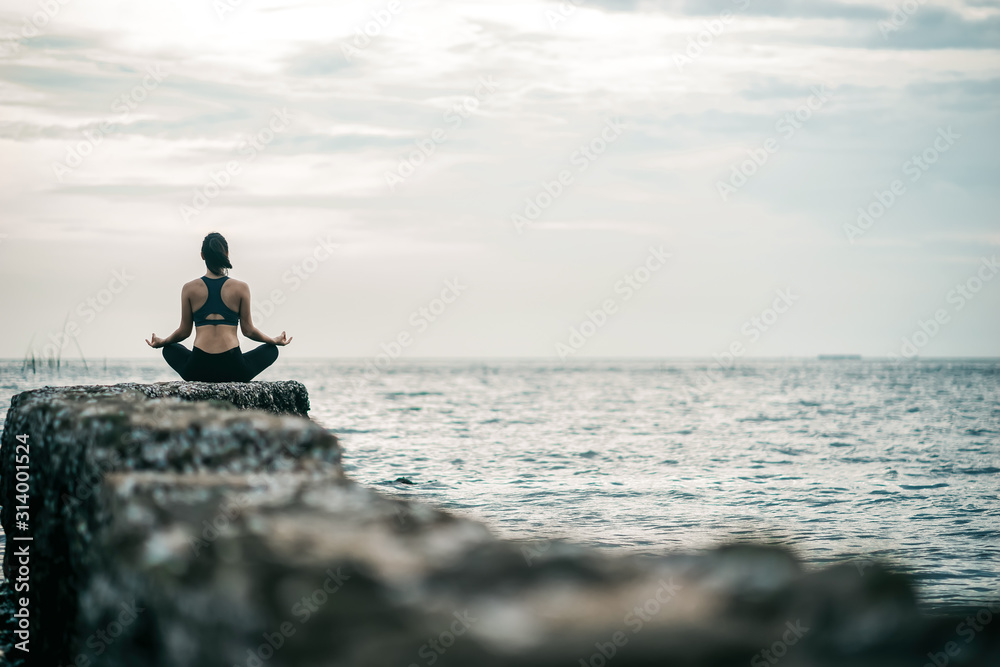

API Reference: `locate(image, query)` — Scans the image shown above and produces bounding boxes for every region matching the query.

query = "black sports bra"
[193,276,240,327]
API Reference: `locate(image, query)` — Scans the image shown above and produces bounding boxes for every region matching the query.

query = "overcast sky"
[0,0,997,360]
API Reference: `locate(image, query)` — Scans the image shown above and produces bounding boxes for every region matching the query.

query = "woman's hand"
[272,331,293,346]
[146,333,166,348]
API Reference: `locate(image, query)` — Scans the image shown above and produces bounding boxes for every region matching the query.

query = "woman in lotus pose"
[146,232,292,382]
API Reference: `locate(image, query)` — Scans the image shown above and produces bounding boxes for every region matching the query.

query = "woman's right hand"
[272,331,293,346]
[146,333,166,348]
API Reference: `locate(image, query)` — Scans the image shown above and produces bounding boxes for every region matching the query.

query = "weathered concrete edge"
[0,385,335,664]
[8,380,311,417]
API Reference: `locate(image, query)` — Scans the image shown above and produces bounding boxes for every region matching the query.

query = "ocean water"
[1,358,998,608]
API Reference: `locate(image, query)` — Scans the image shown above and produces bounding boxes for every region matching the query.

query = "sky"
[0,0,997,361]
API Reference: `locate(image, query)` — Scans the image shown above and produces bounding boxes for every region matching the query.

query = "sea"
[1,358,997,609]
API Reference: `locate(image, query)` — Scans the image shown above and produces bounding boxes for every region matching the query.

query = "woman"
[146,232,292,382]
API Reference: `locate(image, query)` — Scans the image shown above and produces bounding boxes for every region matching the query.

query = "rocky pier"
[0,382,997,667]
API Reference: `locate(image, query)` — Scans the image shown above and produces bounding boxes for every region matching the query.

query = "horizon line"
[3,356,999,362]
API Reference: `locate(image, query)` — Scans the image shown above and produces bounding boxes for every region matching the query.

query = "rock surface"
[7,380,311,418]
[0,382,334,665]
[1,383,998,667]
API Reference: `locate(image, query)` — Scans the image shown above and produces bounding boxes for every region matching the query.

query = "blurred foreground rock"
[1,382,998,667]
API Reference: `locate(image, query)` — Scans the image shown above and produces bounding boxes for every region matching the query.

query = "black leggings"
[162,343,279,382]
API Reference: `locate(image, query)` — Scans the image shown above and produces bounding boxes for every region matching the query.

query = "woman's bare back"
[187,276,244,353]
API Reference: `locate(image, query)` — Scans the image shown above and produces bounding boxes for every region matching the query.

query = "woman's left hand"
[272,331,293,346]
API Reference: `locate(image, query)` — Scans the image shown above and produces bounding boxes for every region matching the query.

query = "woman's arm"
[146,285,194,348]
[238,282,292,346]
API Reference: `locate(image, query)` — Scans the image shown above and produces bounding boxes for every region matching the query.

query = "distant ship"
[818,354,862,360]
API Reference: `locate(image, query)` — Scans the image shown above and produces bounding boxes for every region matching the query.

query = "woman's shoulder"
[219,278,249,299]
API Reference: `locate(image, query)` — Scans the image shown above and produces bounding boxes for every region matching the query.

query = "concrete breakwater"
[0,382,997,667]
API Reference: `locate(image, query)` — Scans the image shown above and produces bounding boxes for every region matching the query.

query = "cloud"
[869,7,1000,49]
[0,0,998,357]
